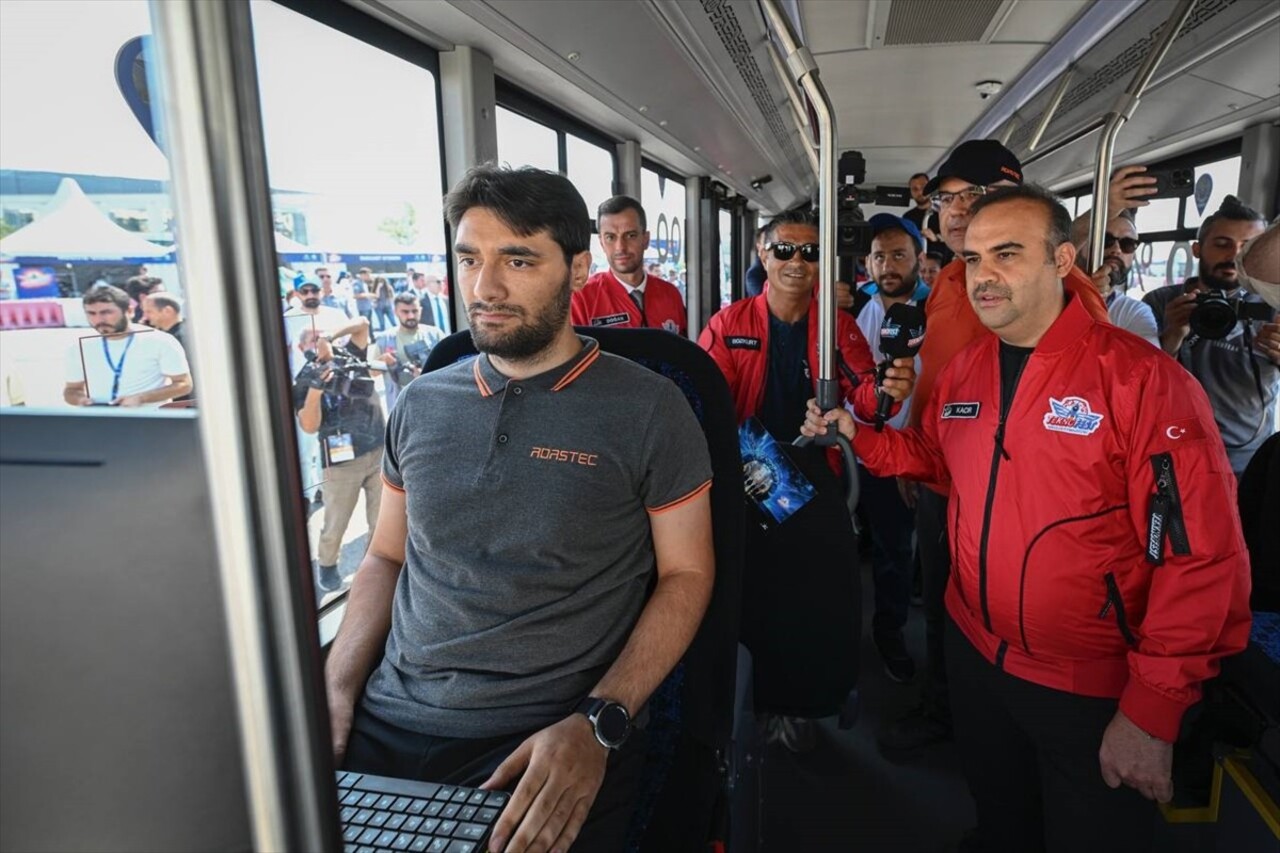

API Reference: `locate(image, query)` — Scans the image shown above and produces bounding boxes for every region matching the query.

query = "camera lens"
[1189,294,1237,340]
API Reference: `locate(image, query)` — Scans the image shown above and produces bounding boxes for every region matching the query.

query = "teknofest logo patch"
[1042,396,1104,436]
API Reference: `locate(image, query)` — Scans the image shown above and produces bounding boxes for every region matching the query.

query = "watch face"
[596,703,630,747]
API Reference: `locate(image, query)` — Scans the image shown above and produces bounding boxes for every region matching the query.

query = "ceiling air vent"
[879,0,1006,46]
[701,0,799,161]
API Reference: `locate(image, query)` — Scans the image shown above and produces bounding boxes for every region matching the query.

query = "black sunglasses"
[297,286,320,295]
[1104,234,1140,253]
[767,241,820,262]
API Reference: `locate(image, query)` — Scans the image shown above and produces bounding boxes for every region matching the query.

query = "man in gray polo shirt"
[325,165,714,853]
[1143,197,1278,475]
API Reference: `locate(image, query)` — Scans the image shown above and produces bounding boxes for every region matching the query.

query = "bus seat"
[424,328,745,852]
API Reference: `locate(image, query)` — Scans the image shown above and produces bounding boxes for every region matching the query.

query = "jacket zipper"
[1099,572,1137,647]
[1017,504,1128,654]
[1146,453,1191,564]
[978,358,1026,632]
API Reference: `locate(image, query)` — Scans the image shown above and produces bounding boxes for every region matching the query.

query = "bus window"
[566,134,614,273]
[718,208,733,309]
[496,106,558,172]
[641,164,687,301]
[0,0,191,413]
[1183,155,1243,231]
[249,0,446,609]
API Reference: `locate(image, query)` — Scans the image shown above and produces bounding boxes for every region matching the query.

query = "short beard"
[399,317,418,329]
[1199,262,1237,291]
[470,275,571,361]
[879,263,920,299]
[302,297,321,309]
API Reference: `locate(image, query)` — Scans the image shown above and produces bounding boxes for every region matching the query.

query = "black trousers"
[344,708,646,853]
[916,487,951,721]
[946,620,1156,853]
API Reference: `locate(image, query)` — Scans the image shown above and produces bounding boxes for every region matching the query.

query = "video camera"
[297,348,376,398]
[836,150,874,260]
[1189,290,1274,340]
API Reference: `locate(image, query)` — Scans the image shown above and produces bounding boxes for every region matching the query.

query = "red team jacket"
[855,295,1252,741]
[698,283,884,426]
[571,270,687,336]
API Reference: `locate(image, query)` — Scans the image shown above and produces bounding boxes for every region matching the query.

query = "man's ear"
[1054,241,1077,278]
[1191,241,1201,260]
[570,251,591,292]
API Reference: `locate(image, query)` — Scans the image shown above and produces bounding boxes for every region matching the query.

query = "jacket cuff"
[1119,678,1191,743]
[852,424,887,471]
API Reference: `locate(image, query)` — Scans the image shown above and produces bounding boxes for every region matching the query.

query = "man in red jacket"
[698,207,915,442]
[571,195,687,336]
[804,185,1251,853]
[882,139,1113,756]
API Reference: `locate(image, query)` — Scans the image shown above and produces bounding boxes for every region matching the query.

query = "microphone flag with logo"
[875,301,926,432]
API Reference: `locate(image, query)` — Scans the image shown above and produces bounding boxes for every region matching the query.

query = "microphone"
[875,301,926,432]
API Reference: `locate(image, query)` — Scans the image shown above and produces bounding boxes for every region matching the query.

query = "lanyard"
[102,334,135,401]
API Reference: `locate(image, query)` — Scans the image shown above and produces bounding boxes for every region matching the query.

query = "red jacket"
[571,270,687,336]
[698,284,882,425]
[855,295,1251,741]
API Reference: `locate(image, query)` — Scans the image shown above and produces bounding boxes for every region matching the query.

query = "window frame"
[495,79,619,196]
[1059,138,1243,245]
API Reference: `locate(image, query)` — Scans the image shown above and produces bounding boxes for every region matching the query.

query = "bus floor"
[756,558,1228,853]
[758,557,975,853]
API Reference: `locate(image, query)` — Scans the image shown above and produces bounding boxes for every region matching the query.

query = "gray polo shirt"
[1144,282,1278,474]
[363,336,713,738]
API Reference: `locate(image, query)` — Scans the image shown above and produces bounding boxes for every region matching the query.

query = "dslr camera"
[297,348,376,398]
[1189,290,1273,340]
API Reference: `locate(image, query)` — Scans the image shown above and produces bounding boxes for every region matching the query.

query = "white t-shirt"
[64,327,189,404]
[855,295,922,432]
[1106,292,1159,347]
[283,306,352,372]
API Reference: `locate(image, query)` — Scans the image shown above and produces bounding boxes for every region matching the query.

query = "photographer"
[373,292,444,411]
[1142,197,1277,475]
[294,332,386,595]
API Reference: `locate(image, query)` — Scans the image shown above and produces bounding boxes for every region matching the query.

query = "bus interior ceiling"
[354,0,1279,207]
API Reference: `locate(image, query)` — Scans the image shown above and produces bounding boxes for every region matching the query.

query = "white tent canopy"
[0,177,172,261]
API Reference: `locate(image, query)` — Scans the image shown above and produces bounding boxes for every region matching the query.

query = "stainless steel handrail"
[1087,0,1197,271]
[1027,65,1075,153]
[150,2,338,850]
[759,0,838,407]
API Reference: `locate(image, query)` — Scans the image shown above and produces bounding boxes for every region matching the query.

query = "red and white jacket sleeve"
[1117,357,1252,742]
[837,314,893,424]
[851,372,950,489]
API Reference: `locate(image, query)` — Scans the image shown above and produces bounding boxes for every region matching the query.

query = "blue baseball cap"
[867,213,924,250]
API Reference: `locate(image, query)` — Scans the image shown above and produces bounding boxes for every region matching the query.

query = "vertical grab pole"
[759,0,838,409]
[1088,0,1197,271]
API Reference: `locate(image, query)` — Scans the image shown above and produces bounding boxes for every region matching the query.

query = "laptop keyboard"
[337,770,507,853]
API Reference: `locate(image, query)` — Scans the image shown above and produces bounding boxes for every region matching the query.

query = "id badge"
[326,432,355,464]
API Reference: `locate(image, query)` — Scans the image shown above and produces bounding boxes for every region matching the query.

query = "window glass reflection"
[251,0,446,607]
[0,0,192,411]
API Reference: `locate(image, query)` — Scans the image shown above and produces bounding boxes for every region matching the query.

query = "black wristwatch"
[574,697,632,750]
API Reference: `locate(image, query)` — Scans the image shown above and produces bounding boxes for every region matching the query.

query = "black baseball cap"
[924,140,1023,196]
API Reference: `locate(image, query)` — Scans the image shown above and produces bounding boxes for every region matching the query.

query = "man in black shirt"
[294,332,386,594]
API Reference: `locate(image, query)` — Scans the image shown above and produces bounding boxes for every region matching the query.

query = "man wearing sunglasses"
[698,207,915,445]
[1079,215,1159,347]
[877,140,1110,758]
